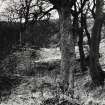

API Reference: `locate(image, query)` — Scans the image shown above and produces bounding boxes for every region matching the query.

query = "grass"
[0,44,105,105]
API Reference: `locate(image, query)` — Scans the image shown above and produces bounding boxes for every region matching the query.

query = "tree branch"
[38,7,55,19]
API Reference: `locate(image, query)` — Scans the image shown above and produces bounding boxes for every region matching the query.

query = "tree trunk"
[89,0,105,86]
[72,10,86,72]
[78,1,86,72]
[83,14,91,46]
[89,21,103,85]
[73,14,86,72]
[58,8,75,89]
[78,27,86,72]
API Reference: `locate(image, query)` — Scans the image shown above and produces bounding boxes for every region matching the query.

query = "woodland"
[0,0,105,105]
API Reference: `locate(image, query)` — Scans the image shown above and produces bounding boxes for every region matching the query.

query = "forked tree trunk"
[58,8,75,89]
[89,0,105,86]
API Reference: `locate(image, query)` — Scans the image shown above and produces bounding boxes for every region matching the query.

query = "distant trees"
[0,22,20,60]
[5,0,36,29]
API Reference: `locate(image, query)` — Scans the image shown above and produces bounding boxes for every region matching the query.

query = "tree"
[5,0,34,28]
[43,0,77,92]
[89,0,105,86]
[72,0,89,72]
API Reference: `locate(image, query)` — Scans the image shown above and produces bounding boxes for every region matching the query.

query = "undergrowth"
[0,47,105,105]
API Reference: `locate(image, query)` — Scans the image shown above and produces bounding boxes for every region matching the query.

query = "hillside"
[0,39,105,105]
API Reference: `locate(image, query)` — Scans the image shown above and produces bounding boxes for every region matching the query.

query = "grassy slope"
[1,40,105,105]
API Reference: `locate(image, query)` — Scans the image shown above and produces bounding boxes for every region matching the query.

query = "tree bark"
[78,27,86,72]
[73,13,86,72]
[58,8,75,89]
[83,14,91,46]
[89,0,105,86]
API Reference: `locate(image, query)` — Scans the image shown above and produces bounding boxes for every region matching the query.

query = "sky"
[0,1,5,12]
[0,0,10,12]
